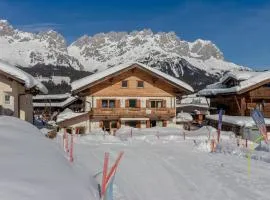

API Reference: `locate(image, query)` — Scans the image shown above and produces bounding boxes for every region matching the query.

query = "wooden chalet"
[198,71,270,117]
[58,62,194,134]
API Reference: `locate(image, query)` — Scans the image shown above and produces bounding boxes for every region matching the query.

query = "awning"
[120,118,149,121]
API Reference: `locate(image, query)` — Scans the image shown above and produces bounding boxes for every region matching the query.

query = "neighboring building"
[177,94,209,125]
[198,71,270,118]
[0,60,47,123]
[58,62,194,134]
[33,93,82,120]
[206,114,270,139]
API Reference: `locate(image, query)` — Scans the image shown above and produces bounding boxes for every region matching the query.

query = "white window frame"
[4,94,11,105]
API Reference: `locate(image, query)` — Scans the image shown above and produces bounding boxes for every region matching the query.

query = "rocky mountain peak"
[0,19,15,36]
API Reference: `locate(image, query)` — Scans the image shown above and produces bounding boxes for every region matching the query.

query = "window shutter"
[136,99,141,108]
[125,99,129,108]
[146,100,150,108]
[99,120,103,128]
[96,99,101,108]
[146,120,150,128]
[117,121,121,129]
[116,99,120,108]
[162,100,166,108]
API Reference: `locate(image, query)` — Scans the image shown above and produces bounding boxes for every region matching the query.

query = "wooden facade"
[208,81,270,118]
[71,63,192,134]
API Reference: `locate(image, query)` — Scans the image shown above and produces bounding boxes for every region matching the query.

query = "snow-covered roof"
[180,94,208,105]
[220,71,263,83]
[176,112,193,122]
[206,114,270,128]
[56,108,88,123]
[198,70,270,96]
[71,62,194,93]
[33,93,71,100]
[0,60,48,94]
[33,96,78,108]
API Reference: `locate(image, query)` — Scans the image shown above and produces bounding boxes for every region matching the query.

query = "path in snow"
[71,135,270,200]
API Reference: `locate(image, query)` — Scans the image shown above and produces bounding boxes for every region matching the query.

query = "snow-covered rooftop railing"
[71,62,194,93]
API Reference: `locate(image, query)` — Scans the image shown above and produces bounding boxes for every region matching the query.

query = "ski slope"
[72,128,270,200]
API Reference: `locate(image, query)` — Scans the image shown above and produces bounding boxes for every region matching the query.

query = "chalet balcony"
[90,108,176,118]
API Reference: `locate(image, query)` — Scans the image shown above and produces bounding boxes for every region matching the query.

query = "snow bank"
[206,114,270,127]
[0,116,98,200]
[0,60,48,94]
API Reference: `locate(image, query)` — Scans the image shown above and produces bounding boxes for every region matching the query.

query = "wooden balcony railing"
[90,108,176,118]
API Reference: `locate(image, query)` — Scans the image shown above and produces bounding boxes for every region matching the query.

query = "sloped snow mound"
[0,116,98,200]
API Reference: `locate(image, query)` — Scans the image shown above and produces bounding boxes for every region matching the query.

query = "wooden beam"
[234,95,242,115]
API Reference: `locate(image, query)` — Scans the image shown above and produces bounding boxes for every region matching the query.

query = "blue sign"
[218,109,223,131]
[251,109,267,141]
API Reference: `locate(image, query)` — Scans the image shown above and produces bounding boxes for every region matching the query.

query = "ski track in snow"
[71,136,270,200]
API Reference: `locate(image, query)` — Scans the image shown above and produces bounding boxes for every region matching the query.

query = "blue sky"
[0,0,269,70]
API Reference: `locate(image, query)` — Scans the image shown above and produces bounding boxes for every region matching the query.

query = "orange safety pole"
[105,151,124,186]
[65,132,69,152]
[101,152,109,196]
[69,134,74,162]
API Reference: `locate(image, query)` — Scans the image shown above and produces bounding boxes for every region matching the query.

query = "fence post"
[69,134,74,162]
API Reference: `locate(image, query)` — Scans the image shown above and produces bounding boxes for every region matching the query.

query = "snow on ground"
[0,116,99,200]
[56,126,270,200]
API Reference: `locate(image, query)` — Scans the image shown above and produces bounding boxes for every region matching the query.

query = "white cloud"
[17,23,62,32]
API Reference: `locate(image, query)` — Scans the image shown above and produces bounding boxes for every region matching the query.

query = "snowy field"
[0,116,99,200]
[63,127,270,200]
[2,116,270,200]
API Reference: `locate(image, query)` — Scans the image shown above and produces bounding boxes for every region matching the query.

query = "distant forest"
[19,64,92,94]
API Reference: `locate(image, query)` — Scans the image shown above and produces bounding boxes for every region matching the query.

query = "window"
[122,80,128,88]
[129,99,137,108]
[137,81,144,88]
[263,83,270,88]
[4,95,10,104]
[150,100,163,108]
[125,121,137,128]
[111,121,117,129]
[102,99,115,108]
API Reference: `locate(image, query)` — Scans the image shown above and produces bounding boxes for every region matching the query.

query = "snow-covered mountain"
[0,20,83,70]
[0,19,251,90]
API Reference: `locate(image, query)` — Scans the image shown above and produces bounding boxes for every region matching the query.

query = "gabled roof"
[33,96,78,108]
[0,60,48,94]
[33,93,71,100]
[219,71,262,83]
[71,62,194,93]
[198,70,270,96]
